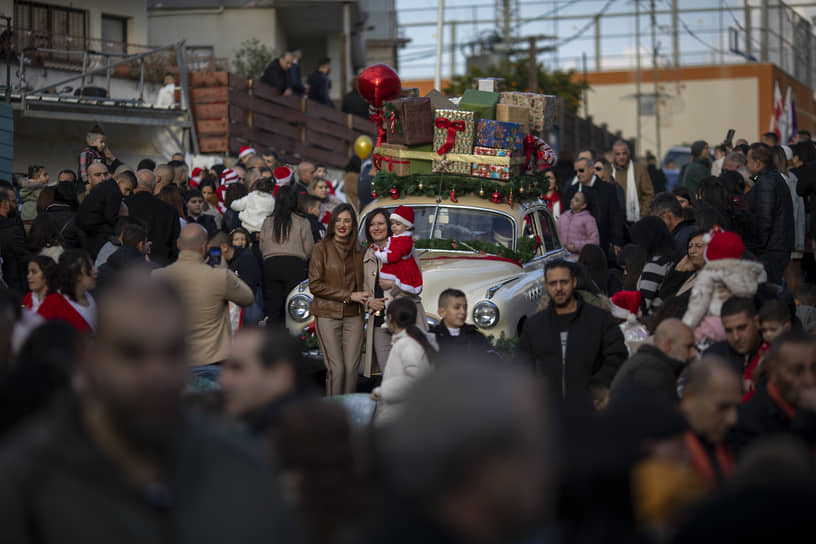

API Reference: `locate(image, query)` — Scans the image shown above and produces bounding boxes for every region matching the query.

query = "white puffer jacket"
[373,329,437,424]
[230,191,276,233]
[682,258,767,330]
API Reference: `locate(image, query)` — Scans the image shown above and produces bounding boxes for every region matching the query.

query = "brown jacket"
[259,213,315,260]
[309,238,365,319]
[613,160,654,218]
[153,250,254,365]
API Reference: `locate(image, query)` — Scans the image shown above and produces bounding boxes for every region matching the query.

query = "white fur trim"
[391,212,413,228]
[611,305,632,320]
[238,147,256,159]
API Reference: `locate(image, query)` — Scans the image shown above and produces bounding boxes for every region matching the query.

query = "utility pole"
[650,0,661,160]
[434,0,444,91]
[635,0,642,156]
[528,36,537,92]
[582,51,588,119]
[744,0,752,62]
[450,21,457,79]
[671,0,679,67]
[502,0,511,40]
[760,0,769,62]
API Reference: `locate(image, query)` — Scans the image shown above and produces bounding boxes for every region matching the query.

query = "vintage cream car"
[285,194,565,340]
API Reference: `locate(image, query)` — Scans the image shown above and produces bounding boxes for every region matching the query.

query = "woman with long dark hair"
[371,297,436,423]
[541,170,562,219]
[158,184,187,230]
[260,185,315,323]
[362,208,392,374]
[22,255,57,311]
[37,249,97,333]
[630,216,677,315]
[309,203,368,395]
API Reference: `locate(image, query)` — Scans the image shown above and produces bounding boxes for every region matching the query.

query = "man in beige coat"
[612,140,654,222]
[153,224,254,377]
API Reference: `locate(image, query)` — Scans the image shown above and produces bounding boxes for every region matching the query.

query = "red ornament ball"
[357,64,401,108]
[490,191,502,204]
[389,187,400,199]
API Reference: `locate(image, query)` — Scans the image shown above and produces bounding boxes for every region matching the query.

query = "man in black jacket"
[260,51,293,95]
[610,318,697,402]
[126,169,180,266]
[287,49,305,96]
[746,142,794,284]
[649,192,697,253]
[0,186,29,295]
[0,272,297,543]
[307,57,333,106]
[519,259,627,400]
[76,170,135,258]
[563,158,624,259]
[729,330,816,457]
[705,296,763,378]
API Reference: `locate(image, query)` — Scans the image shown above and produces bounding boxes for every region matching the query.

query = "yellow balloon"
[354,135,373,160]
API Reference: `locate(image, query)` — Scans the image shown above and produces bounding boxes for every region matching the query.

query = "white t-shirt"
[66,292,96,331]
[447,327,461,337]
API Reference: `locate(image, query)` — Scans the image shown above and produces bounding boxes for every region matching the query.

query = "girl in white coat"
[371,297,437,424]
[230,177,276,234]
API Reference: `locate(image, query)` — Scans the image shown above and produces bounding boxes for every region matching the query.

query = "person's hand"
[283,89,293,96]
[675,255,695,272]
[350,291,369,304]
[368,297,386,312]
[370,391,380,401]
[103,146,116,162]
[613,245,622,256]
[797,388,816,413]
[743,378,755,393]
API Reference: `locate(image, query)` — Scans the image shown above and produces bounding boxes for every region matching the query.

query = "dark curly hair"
[27,255,58,295]
[57,249,92,302]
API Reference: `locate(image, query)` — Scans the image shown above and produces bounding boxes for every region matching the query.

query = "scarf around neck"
[614,160,640,222]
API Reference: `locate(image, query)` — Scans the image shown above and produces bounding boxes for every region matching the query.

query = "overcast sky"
[395,0,816,81]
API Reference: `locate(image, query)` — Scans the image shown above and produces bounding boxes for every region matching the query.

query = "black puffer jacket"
[794,161,816,243]
[0,214,29,295]
[519,296,627,400]
[746,166,793,255]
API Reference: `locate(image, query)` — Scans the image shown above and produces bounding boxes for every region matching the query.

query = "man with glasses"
[0,185,28,295]
[649,192,698,252]
[563,157,624,259]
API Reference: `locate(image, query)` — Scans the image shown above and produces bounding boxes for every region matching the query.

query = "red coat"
[375,233,423,294]
[37,292,94,333]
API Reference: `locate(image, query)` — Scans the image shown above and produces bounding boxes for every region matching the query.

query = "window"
[186,46,216,71]
[432,207,515,249]
[14,1,87,52]
[536,209,561,253]
[101,15,127,53]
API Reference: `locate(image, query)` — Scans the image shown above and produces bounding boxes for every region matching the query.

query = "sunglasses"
[576,168,585,173]
[594,166,603,171]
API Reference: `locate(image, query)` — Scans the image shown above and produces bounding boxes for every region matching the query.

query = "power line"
[551,0,617,48]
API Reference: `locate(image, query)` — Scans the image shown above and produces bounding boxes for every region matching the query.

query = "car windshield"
[361,205,516,249]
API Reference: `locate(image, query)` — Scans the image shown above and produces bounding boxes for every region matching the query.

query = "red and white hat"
[391,205,414,228]
[238,146,256,160]
[221,168,239,186]
[704,227,744,262]
[189,167,202,188]
[611,290,642,320]
[273,165,293,185]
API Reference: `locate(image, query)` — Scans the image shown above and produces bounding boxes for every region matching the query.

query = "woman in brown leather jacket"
[309,203,369,395]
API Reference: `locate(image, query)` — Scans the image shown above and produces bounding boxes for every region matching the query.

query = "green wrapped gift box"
[410,143,434,175]
[458,89,499,121]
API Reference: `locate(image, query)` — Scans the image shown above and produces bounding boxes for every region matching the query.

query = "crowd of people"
[1,119,816,542]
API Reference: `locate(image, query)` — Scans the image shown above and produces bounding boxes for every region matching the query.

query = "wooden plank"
[229,135,253,155]
[228,123,252,141]
[305,129,346,152]
[192,103,228,120]
[293,142,347,169]
[249,97,306,125]
[190,71,229,88]
[252,80,282,102]
[196,119,228,135]
[307,117,353,140]
[229,89,252,110]
[229,104,250,126]
[229,73,250,93]
[264,93,304,111]
[198,136,228,153]
[304,100,347,125]
[350,113,376,133]
[253,112,300,140]
[0,129,13,147]
[191,87,229,104]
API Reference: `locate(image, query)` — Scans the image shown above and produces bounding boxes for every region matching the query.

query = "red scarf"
[683,431,734,488]
[767,381,797,420]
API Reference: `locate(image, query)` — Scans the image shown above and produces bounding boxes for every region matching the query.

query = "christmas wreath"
[370,172,552,205]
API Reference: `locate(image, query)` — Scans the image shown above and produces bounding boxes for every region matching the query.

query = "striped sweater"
[637,255,674,315]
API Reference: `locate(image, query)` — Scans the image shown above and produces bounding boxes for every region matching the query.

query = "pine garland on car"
[370,172,551,202]
[415,236,541,264]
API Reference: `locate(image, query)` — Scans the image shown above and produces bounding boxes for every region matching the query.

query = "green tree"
[232,38,276,81]
[444,59,588,113]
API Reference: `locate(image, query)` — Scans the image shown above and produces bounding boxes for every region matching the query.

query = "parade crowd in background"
[2,53,816,542]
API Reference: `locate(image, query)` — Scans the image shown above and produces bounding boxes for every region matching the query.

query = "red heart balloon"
[357,64,401,108]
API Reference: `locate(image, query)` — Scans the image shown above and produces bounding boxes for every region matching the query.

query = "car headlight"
[472,301,499,328]
[287,294,312,322]
[426,315,440,328]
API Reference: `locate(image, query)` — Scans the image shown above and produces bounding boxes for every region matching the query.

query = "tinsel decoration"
[389,186,400,199]
[449,185,458,203]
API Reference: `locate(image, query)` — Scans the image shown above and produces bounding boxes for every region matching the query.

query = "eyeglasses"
[576,168,585,173]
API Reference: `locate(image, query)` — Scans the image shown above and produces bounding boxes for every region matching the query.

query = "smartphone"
[208,247,221,266]
[725,129,735,147]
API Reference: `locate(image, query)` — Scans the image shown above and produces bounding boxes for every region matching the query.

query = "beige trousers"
[315,314,365,396]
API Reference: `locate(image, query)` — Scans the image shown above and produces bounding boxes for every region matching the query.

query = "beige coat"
[153,250,254,366]
[613,160,654,218]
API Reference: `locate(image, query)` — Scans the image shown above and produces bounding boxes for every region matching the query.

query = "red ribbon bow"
[435,117,466,155]
[370,107,387,148]
[373,153,409,172]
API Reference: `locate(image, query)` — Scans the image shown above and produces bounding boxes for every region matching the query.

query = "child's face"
[187,196,203,216]
[570,192,587,213]
[390,219,408,235]
[315,167,326,178]
[760,320,790,344]
[232,232,248,248]
[36,169,49,184]
[439,296,467,329]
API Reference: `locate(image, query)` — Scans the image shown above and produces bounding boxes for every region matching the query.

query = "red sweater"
[37,293,94,333]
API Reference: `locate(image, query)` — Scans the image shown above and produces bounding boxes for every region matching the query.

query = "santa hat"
[273,165,293,185]
[221,168,239,186]
[704,227,744,262]
[189,167,202,188]
[611,291,641,320]
[238,146,256,160]
[391,205,414,228]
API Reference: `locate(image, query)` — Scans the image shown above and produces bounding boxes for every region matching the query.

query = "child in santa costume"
[375,205,423,301]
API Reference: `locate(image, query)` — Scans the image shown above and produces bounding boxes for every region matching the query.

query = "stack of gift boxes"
[374,78,557,181]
